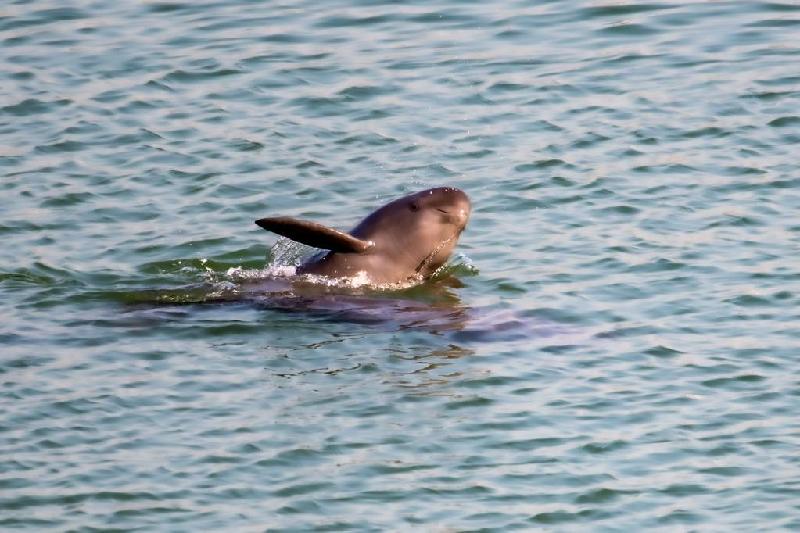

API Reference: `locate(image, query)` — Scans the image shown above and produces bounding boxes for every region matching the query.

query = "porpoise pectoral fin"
[255,216,373,254]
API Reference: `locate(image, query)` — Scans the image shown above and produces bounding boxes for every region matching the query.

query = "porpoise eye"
[409,202,419,212]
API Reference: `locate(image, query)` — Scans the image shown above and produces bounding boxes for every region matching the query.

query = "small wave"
[226,265,297,280]
[207,252,475,296]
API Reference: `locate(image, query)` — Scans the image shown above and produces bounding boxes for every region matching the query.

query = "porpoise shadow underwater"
[116,271,575,345]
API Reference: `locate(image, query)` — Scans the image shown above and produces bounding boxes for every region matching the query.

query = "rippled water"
[3,0,800,530]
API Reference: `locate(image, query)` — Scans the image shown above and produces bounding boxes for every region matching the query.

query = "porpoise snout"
[430,187,470,229]
[445,188,471,230]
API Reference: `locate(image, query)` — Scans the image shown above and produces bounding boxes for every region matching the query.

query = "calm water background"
[2,0,800,530]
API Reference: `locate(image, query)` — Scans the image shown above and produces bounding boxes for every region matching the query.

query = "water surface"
[2,0,800,530]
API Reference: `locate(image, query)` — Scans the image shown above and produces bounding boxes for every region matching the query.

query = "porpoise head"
[350,187,471,279]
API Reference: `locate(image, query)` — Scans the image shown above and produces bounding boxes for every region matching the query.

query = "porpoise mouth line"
[414,232,458,275]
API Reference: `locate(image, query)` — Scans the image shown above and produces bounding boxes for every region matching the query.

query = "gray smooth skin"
[255,187,471,285]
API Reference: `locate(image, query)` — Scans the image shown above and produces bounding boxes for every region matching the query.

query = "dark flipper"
[255,216,373,253]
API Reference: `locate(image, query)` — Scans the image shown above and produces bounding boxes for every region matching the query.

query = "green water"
[2,1,800,530]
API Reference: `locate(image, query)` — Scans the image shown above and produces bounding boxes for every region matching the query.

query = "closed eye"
[436,208,448,214]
